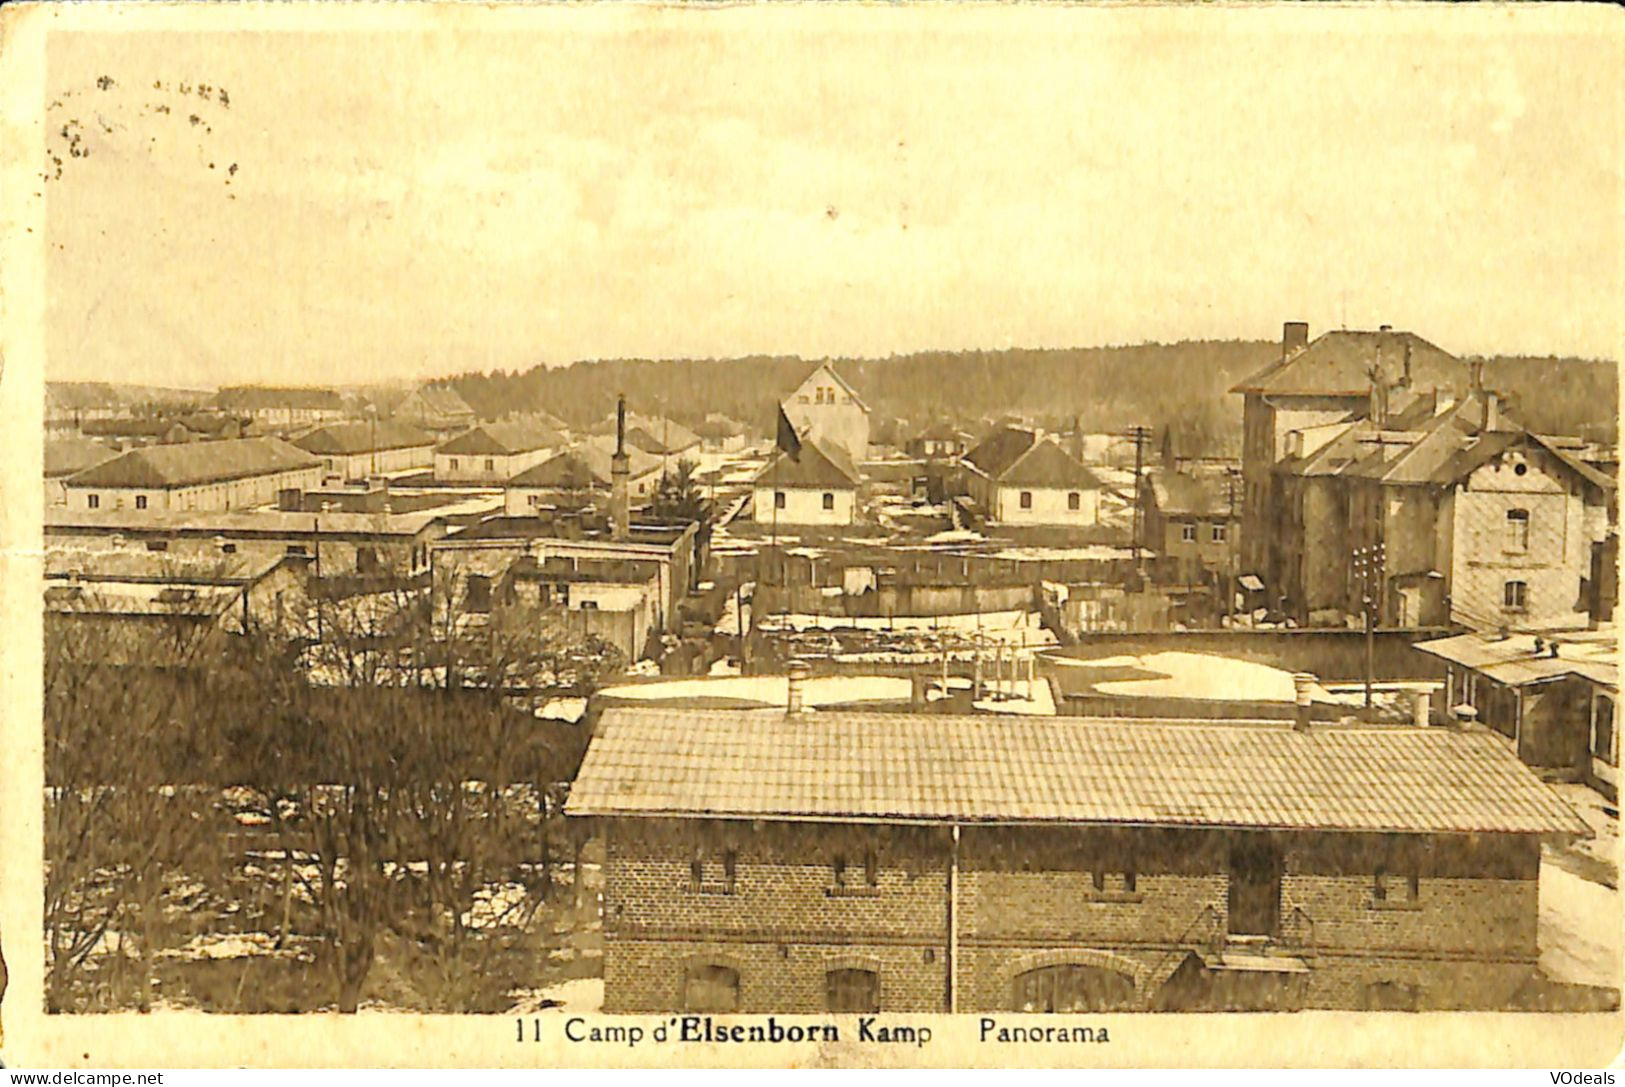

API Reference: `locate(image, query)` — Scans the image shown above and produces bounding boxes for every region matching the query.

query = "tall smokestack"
[1282,321,1309,360]
[611,393,631,540]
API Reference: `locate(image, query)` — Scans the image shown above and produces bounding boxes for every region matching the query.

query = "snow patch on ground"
[535,698,587,723]
[1540,860,1621,989]
[511,977,605,1014]
[1048,650,1359,704]
[973,679,1057,716]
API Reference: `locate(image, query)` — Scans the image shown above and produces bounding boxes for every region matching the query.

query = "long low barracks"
[566,701,1591,1014]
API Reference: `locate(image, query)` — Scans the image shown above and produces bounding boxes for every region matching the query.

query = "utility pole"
[1128,425,1150,578]
[1353,541,1385,708]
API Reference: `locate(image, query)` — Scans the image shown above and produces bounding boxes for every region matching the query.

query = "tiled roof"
[568,707,1590,836]
[63,438,320,489]
[754,436,861,487]
[998,440,1101,489]
[1229,330,1466,398]
[963,427,1037,477]
[214,386,344,412]
[1148,469,1235,518]
[294,420,435,455]
[964,429,1097,489]
[509,450,611,490]
[436,421,563,456]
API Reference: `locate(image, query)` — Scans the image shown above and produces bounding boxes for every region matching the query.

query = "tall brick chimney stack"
[611,394,631,541]
[1282,321,1309,361]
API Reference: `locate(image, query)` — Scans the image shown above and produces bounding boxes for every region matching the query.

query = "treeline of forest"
[439,343,1619,454]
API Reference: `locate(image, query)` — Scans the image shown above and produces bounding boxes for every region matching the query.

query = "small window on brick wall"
[1083,853,1139,899]
[689,848,738,895]
[830,847,881,897]
[1371,838,1422,909]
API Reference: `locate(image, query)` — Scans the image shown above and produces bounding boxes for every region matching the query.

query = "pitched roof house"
[570,703,1586,1013]
[434,421,564,482]
[752,437,862,525]
[961,428,1102,525]
[394,384,478,431]
[62,438,323,513]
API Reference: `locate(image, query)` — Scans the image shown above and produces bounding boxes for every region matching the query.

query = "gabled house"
[61,438,324,513]
[961,428,1101,526]
[752,436,862,526]
[293,420,436,480]
[1141,467,1240,583]
[393,384,477,433]
[569,699,1588,1013]
[433,421,564,483]
[780,363,871,466]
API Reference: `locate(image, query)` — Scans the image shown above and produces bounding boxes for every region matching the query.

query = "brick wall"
[597,819,1544,1013]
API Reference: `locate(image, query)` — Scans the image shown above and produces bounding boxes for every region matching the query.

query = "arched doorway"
[1011,963,1136,1013]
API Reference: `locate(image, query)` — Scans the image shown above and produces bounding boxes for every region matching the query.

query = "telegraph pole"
[1128,425,1150,576]
[1353,542,1385,708]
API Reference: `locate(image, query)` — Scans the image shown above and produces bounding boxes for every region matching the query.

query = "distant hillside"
[441,343,1617,454]
[1476,357,1618,442]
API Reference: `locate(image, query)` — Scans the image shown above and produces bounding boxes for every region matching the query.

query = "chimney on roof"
[1379,324,1393,334]
[1469,360,1485,395]
[1291,672,1316,730]
[786,659,811,715]
[1481,391,1502,433]
[1450,703,1479,731]
[611,394,630,541]
[1282,321,1309,360]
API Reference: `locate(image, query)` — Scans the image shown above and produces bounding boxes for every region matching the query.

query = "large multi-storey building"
[1231,323,1467,601]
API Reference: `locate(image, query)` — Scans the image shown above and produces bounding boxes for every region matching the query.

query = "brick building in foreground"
[568,700,1588,1014]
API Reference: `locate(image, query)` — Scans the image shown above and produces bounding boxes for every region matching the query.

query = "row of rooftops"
[1275,386,1616,495]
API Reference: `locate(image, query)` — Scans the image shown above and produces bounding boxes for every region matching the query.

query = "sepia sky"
[40,7,1624,388]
